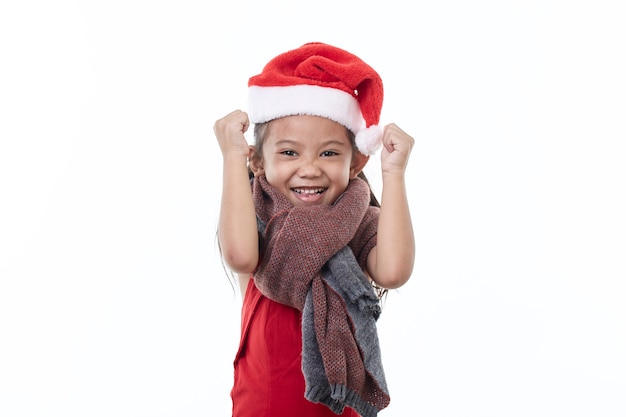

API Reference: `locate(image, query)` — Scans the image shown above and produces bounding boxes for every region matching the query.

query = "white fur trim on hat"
[248,84,365,131]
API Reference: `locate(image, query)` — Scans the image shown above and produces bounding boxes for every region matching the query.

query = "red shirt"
[231,278,360,417]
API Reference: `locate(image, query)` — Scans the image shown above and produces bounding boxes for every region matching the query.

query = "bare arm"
[214,110,259,275]
[367,123,415,289]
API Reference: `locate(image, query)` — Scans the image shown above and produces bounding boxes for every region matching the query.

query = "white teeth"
[293,188,324,194]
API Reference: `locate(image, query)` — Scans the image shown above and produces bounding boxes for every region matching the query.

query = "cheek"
[260,161,282,185]
[338,161,353,181]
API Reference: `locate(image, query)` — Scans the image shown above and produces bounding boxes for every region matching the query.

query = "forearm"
[370,172,415,288]
[218,154,259,274]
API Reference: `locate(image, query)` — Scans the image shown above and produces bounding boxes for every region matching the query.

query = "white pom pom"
[355,125,383,155]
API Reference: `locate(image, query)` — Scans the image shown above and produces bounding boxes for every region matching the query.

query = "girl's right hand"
[213,110,251,158]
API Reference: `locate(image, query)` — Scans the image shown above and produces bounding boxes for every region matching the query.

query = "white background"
[1,1,625,416]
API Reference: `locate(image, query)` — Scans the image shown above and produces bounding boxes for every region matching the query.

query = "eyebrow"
[273,139,298,147]
[321,140,351,148]
[273,139,350,148]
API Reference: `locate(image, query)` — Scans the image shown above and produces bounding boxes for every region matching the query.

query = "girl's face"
[250,115,368,207]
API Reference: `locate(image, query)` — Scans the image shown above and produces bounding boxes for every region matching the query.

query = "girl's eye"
[321,151,338,157]
[281,150,297,156]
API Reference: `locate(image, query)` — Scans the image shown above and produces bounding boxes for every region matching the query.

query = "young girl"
[214,42,415,417]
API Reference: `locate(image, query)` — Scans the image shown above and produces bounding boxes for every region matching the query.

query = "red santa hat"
[247,42,384,155]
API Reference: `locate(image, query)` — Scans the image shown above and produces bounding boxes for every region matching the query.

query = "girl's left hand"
[380,123,415,175]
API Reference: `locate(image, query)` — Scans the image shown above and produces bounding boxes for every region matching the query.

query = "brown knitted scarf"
[252,175,390,417]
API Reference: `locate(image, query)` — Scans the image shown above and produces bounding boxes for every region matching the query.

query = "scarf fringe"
[305,383,380,417]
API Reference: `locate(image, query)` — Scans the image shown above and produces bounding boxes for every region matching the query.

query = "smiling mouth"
[292,187,326,195]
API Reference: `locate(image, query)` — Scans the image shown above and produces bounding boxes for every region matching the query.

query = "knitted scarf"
[252,175,390,417]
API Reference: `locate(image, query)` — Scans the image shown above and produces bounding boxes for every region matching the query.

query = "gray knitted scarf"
[252,175,390,417]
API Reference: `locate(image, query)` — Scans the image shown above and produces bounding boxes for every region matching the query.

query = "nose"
[297,157,321,178]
